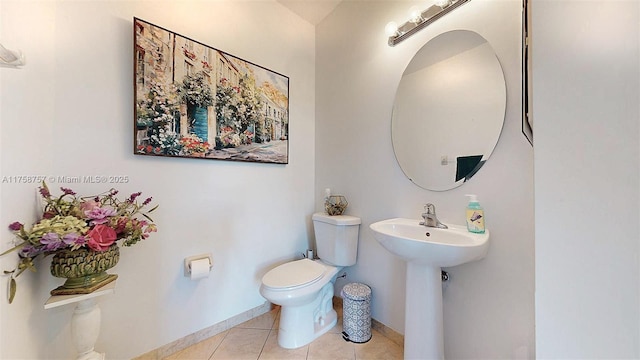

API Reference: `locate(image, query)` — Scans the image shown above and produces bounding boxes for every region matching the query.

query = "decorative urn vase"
[49,244,120,295]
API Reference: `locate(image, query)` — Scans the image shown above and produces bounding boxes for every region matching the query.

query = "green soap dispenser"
[465,194,485,234]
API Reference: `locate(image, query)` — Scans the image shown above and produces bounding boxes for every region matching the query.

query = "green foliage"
[214,74,266,147]
[178,71,214,108]
[9,278,15,304]
[148,128,183,155]
[136,80,179,128]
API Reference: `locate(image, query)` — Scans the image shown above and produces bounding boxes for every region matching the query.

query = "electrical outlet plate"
[183,254,213,277]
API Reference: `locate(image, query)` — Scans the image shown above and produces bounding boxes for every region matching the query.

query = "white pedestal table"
[44,281,116,360]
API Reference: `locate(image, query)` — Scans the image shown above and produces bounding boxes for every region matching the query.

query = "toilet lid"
[262,259,326,289]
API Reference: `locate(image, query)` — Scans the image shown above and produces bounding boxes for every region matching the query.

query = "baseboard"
[133,301,273,359]
[371,318,404,347]
[333,296,404,347]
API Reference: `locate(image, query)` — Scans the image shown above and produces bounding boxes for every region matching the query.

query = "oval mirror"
[391,30,506,191]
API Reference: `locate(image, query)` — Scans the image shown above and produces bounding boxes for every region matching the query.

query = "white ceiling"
[276,0,342,25]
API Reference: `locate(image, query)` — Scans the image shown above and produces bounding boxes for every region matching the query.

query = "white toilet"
[259,212,361,349]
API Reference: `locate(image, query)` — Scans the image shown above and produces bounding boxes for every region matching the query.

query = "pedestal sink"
[370,218,489,360]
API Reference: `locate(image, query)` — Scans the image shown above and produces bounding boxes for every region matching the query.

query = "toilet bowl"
[259,212,361,349]
[260,258,341,348]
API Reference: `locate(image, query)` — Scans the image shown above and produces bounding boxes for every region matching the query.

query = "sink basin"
[370,217,491,359]
[370,217,489,267]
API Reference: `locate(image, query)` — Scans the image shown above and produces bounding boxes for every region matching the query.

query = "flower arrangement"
[2,182,158,303]
[201,60,213,73]
[148,128,183,155]
[180,133,210,155]
[183,48,196,61]
[216,126,241,149]
[136,80,178,129]
[240,130,254,145]
[137,144,162,155]
[178,71,214,108]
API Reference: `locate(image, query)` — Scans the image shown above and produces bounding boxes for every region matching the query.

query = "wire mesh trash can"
[341,282,372,343]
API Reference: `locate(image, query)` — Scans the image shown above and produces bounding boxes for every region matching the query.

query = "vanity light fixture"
[386,0,471,46]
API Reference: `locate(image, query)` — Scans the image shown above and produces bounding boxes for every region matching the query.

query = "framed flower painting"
[133,18,290,164]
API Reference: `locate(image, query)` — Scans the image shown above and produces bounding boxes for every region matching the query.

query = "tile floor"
[164,305,403,360]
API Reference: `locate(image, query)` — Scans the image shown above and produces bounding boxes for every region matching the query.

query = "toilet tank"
[312,212,361,266]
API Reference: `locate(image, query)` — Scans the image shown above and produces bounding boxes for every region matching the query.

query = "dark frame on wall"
[133,18,290,164]
[522,0,533,145]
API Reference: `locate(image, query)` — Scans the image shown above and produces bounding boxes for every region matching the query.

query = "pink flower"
[128,192,142,203]
[8,222,23,231]
[84,206,116,225]
[41,232,64,251]
[79,200,100,213]
[39,186,50,198]
[114,217,128,235]
[86,224,117,251]
[62,233,86,247]
[60,187,76,196]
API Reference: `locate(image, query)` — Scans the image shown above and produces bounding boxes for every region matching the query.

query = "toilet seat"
[262,259,326,290]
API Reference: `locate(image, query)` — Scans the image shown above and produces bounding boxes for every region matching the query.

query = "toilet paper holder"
[184,254,213,277]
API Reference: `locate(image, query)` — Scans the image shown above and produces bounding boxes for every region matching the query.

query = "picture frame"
[133,18,290,164]
[522,0,533,146]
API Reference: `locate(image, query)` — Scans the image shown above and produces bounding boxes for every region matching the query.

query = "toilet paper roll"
[190,258,210,280]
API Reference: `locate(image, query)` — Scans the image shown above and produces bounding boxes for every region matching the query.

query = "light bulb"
[409,6,424,23]
[434,0,451,8]
[385,21,399,37]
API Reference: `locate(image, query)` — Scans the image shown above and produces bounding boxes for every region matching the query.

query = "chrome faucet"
[420,203,448,229]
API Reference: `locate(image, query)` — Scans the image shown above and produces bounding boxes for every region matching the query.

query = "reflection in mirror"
[392,30,506,191]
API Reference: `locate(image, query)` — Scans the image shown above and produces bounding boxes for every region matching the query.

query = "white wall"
[0,1,315,359]
[6,1,636,359]
[533,1,640,358]
[316,1,535,359]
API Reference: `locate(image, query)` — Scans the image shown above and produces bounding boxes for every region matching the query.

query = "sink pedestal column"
[405,263,444,360]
